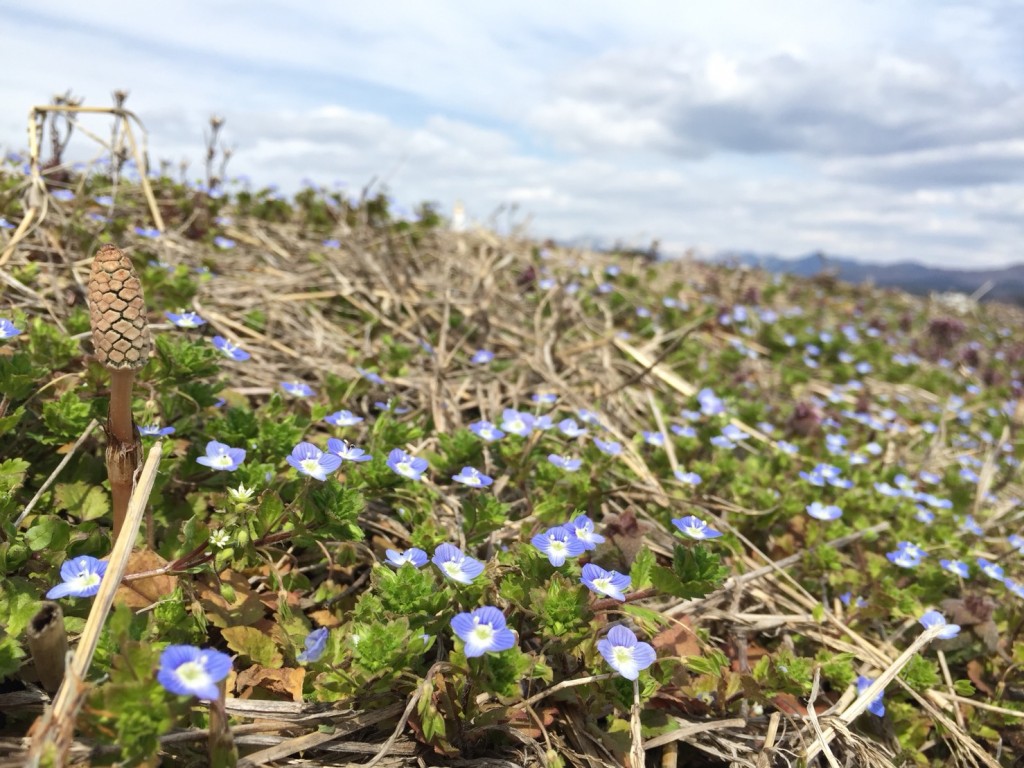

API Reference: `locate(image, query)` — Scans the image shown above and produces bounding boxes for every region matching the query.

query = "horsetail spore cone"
[87,243,150,539]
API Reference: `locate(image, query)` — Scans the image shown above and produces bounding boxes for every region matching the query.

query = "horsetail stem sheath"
[88,243,150,539]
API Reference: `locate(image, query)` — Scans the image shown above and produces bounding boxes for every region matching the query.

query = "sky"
[3,1,1024,267]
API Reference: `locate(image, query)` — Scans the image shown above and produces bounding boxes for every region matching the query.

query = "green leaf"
[630,546,655,590]
[40,390,93,444]
[25,516,71,553]
[221,626,283,668]
[0,634,26,679]
[54,481,111,521]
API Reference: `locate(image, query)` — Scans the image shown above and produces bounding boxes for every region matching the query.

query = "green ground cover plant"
[2,120,1024,767]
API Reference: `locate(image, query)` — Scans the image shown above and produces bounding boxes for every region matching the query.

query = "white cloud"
[2,1,1024,267]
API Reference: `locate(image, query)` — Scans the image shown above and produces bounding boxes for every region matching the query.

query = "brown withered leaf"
[234,665,305,702]
[967,659,995,697]
[115,548,177,609]
[652,617,701,658]
[197,570,266,628]
[308,609,342,628]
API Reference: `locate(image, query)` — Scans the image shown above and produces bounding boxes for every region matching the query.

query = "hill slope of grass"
[2,154,1024,767]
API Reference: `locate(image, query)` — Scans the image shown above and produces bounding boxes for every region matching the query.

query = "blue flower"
[776,440,799,456]
[547,454,582,472]
[671,424,697,439]
[134,225,161,239]
[532,393,558,405]
[374,400,410,413]
[211,335,251,362]
[839,591,866,608]
[356,367,385,385]
[594,438,622,456]
[164,310,206,328]
[138,424,175,437]
[470,349,494,364]
[157,645,232,700]
[673,469,702,486]
[325,409,363,427]
[806,502,842,521]
[960,515,983,536]
[432,543,485,584]
[940,559,969,577]
[886,541,924,568]
[672,515,722,540]
[450,606,516,657]
[51,188,75,201]
[500,409,534,437]
[856,675,885,717]
[558,418,587,438]
[597,625,656,681]
[46,556,108,599]
[568,514,605,550]
[468,420,505,442]
[322,238,341,249]
[196,440,246,471]
[697,388,725,417]
[0,217,14,229]
[386,448,428,481]
[977,558,1005,582]
[213,236,236,249]
[327,438,372,462]
[452,466,493,487]
[581,563,630,601]
[281,380,315,397]
[641,430,665,447]
[385,548,428,568]
[296,627,329,663]
[531,525,586,566]
[0,319,22,339]
[919,610,960,640]
[287,442,342,481]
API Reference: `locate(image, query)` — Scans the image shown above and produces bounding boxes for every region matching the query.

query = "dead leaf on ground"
[234,665,305,702]
[197,569,267,628]
[115,548,177,609]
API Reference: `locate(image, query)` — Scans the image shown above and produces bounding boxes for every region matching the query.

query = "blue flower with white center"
[138,424,175,437]
[93,194,114,206]
[325,409,363,427]
[919,610,960,640]
[432,543,484,584]
[914,505,935,524]
[569,515,605,550]
[452,466,493,487]
[721,424,745,442]
[0,217,14,229]
[287,442,342,481]
[776,439,799,456]
[679,409,701,422]
[674,469,702,486]
[51,188,75,201]
[157,645,232,700]
[577,408,602,426]
[940,559,969,577]
[697,388,725,417]
[354,367,384,385]
[806,502,842,521]
[326,438,372,462]
[547,454,582,472]
[593,438,622,456]
[196,440,246,471]
[385,548,428,568]
[839,591,866,608]
[281,380,315,397]
[468,420,505,442]
[164,310,206,328]
[856,675,885,717]
[46,556,107,599]
[322,238,341,248]
[0,319,22,339]
[134,225,161,238]
[672,515,722,540]
[532,525,585,566]
[500,409,534,437]
[532,393,557,405]
[825,434,847,455]
[1009,534,1024,554]
[710,435,736,450]
[450,606,516,658]
[386,448,428,481]
[671,424,697,438]
[960,515,983,536]
[470,349,494,364]
[296,627,329,663]
[211,335,250,361]
[886,541,924,568]
[559,418,587,438]
[597,625,657,681]
[581,563,630,601]
[977,558,1005,582]
[641,430,665,446]
[374,400,410,413]
[538,415,556,431]
[213,236,236,249]
[874,482,902,498]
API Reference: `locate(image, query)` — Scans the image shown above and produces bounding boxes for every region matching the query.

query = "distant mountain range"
[713,251,1024,305]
